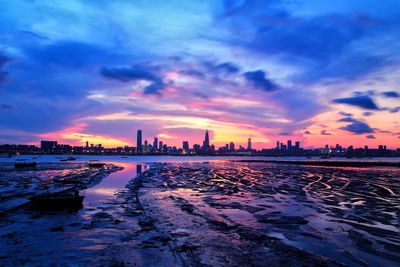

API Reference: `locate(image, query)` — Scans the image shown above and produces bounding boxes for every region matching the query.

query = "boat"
[121,156,128,158]
[60,156,76,162]
[88,162,106,168]
[29,192,84,210]
[15,162,37,168]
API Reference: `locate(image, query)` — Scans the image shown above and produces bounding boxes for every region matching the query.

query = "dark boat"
[15,162,37,168]
[29,192,84,210]
[61,157,76,162]
[88,162,106,168]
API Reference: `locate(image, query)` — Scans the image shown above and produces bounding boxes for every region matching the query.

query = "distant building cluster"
[0,129,399,157]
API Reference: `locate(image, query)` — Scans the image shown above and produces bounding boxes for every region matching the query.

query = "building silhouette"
[203,130,210,149]
[153,137,158,151]
[183,141,189,153]
[41,141,57,151]
[137,130,143,153]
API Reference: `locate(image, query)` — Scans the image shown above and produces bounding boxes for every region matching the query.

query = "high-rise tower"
[137,130,143,154]
[153,137,158,151]
[203,130,210,150]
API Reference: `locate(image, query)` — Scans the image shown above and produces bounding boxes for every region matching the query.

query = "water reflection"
[84,162,145,205]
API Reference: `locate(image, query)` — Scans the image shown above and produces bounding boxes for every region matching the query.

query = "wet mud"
[1,161,399,266]
[129,162,399,266]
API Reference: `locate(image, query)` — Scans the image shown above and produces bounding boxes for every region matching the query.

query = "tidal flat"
[0,158,399,266]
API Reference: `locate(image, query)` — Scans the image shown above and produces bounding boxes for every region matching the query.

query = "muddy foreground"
[1,161,399,266]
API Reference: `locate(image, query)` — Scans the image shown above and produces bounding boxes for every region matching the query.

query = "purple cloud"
[243,70,279,91]
[332,95,379,110]
[340,120,374,134]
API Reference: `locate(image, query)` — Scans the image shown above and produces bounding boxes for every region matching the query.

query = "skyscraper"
[247,138,252,151]
[229,142,235,151]
[153,137,158,151]
[287,140,292,150]
[137,130,143,154]
[203,130,210,150]
[295,141,300,150]
[183,141,189,152]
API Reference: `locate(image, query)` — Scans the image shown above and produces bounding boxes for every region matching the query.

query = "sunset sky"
[0,0,399,149]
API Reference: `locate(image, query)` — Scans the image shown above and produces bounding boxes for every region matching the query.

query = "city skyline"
[1,1,400,149]
[1,129,398,156]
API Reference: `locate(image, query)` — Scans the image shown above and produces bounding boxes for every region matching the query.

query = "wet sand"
[1,159,399,266]
[129,162,400,266]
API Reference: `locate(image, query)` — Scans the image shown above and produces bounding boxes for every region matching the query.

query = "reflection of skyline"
[84,162,144,204]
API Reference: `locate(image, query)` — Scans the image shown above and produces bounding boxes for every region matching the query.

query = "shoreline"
[234,159,400,167]
[1,153,399,158]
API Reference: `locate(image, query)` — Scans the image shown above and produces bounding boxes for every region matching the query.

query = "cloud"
[0,53,10,85]
[332,95,379,110]
[338,111,352,117]
[389,107,400,113]
[100,64,165,95]
[101,65,159,82]
[213,62,239,74]
[0,104,14,111]
[27,41,125,68]
[363,111,373,117]
[320,130,331,135]
[340,120,374,134]
[366,134,376,139]
[179,69,205,78]
[304,130,311,135]
[382,91,399,98]
[337,117,357,123]
[243,70,279,91]
[216,0,400,82]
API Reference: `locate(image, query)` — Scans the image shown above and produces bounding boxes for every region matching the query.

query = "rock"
[138,218,155,231]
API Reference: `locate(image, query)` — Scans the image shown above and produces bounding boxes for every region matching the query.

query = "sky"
[0,0,400,149]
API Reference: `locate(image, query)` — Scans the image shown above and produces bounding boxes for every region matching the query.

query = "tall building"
[229,142,235,151]
[85,141,89,148]
[159,141,163,151]
[41,141,57,151]
[153,137,158,151]
[295,141,300,149]
[183,141,189,152]
[287,140,292,150]
[137,130,143,154]
[276,141,280,150]
[203,130,210,150]
[247,138,252,151]
[193,144,201,153]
